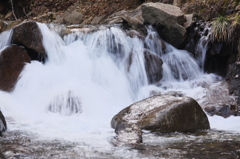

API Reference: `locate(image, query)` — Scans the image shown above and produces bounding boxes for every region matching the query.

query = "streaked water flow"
[0,23,239,158]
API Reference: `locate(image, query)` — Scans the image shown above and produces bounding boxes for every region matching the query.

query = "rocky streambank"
[0,0,240,151]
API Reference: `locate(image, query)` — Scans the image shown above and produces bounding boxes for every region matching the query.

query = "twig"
[10,0,18,20]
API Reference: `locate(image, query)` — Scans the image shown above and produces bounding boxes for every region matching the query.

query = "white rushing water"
[0,23,240,157]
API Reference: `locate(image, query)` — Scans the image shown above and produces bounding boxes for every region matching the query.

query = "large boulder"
[144,50,163,84]
[103,6,146,34]
[11,21,47,62]
[0,44,31,92]
[141,3,189,48]
[111,95,210,144]
[0,111,7,136]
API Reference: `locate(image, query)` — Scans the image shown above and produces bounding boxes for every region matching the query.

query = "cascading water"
[195,23,212,71]
[0,29,12,52]
[0,23,240,158]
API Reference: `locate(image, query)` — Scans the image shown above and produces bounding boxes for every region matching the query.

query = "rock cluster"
[0,21,46,92]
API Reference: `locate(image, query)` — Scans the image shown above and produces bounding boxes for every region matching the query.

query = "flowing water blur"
[0,23,240,158]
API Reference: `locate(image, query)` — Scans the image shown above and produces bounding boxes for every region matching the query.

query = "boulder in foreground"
[111,95,210,144]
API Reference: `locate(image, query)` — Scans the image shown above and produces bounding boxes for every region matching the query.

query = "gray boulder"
[0,111,7,136]
[111,95,210,144]
[142,3,189,48]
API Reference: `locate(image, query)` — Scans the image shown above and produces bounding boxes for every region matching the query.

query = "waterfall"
[0,23,222,141]
[0,29,12,52]
[195,23,211,71]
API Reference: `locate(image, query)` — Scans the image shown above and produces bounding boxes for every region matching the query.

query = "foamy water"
[0,23,240,158]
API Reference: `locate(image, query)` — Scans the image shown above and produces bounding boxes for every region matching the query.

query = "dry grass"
[211,12,240,42]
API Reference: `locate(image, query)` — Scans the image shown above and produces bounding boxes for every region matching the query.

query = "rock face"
[0,45,31,92]
[103,6,146,34]
[11,21,47,62]
[144,50,163,84]
[142,3,188,48]
[0,111,7,136]
[111,95,210,144]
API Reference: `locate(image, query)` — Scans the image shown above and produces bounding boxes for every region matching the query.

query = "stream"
[0,23,240,158]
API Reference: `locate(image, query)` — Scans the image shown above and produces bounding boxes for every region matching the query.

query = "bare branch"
[10,0,18,20]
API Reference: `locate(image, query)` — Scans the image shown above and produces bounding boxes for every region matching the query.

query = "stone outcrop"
[62,10,83,24]
[142,2,190,48]
[111,95,210,144]
[11,21,47,62]
[0,45,31,92]
[144,50,163,84]
[103,6,146,34]
[0,111,7,136]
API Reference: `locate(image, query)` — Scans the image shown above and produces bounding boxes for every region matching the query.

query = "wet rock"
[111,95,210,144]
[0,44,31,92]
[205,105,240,118]
[48,91,82,116]
[0,111,7,136]
[142,3,189,48]
[11,21,47,62]
[227,60,240,96]
[144,50,163,84]
[199,81,239,118]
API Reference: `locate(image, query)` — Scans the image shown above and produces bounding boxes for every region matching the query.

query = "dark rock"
[0,44,31,92]
[11,21,47,62]
[184,21,235,77]
[144,50,163,84]
[111,95,210,144]
[226,60,240,96]
[0,111,7,135]
[142,3,188,48]
[204,105,240,118]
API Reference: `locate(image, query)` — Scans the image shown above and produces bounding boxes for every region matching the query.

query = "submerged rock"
[144,50,163,84]
[111,95,210,144]
[11,21,47,62]
[0,111,7,135]
[142,2,189,48]
[48,91,82,116]
[0,44,31,92]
